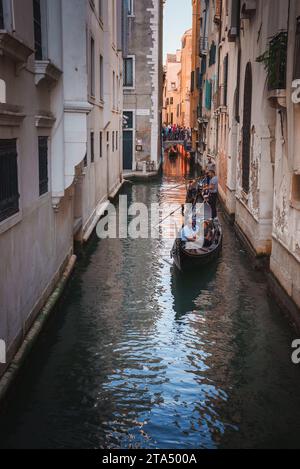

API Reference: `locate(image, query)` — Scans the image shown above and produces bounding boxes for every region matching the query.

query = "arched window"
[242,62,252,193]
[0,79,6,103]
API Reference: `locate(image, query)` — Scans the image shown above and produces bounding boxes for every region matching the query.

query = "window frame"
[123,55,135,89]
[0,0,4,29]
[33,0,43,60]
[90,131,95,163]
[128,0,134,16]
[100,54,104,101]
[90,35,95,98]
[294,16,300,80]
[0,138,20,225]
[99,131,103,158]
[38,136,49,196]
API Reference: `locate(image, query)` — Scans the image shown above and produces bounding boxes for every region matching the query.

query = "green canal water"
[1,155,300,449]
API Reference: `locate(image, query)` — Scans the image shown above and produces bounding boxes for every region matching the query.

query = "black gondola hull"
[171,233,223,272]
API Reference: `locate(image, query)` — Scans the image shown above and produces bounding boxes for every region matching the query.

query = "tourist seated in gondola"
[203,220,213,247]
[180,220,197,243]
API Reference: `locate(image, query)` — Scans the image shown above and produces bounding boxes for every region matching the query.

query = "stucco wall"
[123,0,163,169]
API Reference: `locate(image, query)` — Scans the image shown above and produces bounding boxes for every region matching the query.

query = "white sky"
[163,0,193,64]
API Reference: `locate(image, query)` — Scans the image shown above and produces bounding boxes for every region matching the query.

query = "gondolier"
[208,170,218,220]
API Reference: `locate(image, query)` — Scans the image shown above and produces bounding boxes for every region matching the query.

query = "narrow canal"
[1,152,300,449]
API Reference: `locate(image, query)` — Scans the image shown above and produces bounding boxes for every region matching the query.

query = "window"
[38,137,48,196]
[205,80,212,110]
[242,63,252,193]
[166,98,169,106]
[209,42,216,66]
[112,0,116,44]
[123,111,133,129]
[128,0,134,15]
[223,54,229,106]
[124,57,134,87]
[100,55,104,100]
[112,131,115,152]
[201,56,207,75]
[0,79,6,103]
[171,113,173,124]
[0,139,19,223]
[235,49,241,123]
[191,71,195,93]
[84,153,87,167]
[90,132,94,162]
[90,37,95,97]
[116,131,118,151]
[228,0,241,41]
[170,97,173,105]
[0,0,4,29]
[33,0,43,60]
[292,175,300,205]
[99,132,103,157]
[196,67,201,89]
[294,17,300,79]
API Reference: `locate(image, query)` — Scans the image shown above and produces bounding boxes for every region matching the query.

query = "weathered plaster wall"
[124,0,163,170]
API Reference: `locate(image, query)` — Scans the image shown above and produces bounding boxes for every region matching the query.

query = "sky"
[163,0,192,64]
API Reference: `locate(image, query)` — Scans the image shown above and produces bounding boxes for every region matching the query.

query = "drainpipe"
[216,0,223,156]
[10,0,16,32]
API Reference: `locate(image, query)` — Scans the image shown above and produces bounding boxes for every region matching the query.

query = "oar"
[154,205,183,228]
[165,182,188,192]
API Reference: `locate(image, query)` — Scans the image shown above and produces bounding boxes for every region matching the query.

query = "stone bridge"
[163,140,185,150]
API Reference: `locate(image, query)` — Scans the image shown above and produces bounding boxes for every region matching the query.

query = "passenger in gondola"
[181,220,197,243]
[203,220,213,247]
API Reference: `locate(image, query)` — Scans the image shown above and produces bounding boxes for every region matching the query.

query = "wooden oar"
[165,182,188,192]
[154,205,183,228]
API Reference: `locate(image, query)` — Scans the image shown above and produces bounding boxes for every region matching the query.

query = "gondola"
[171,191,223,272]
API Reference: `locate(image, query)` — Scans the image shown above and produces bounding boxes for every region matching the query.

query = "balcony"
[0,31,33,67]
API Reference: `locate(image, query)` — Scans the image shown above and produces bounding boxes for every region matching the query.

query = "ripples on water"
[1,153,300,449]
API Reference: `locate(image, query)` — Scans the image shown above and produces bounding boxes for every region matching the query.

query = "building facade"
[190,0,201,156]
[0,0,127,378]
[162,51,181,126]
[179,28,192,128]
[193,0,300,318]
[122,0,164,172]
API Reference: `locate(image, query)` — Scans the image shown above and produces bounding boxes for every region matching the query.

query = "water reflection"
[0,151,300,448]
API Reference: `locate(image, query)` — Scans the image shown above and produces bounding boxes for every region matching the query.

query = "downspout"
[216,0,223,155]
